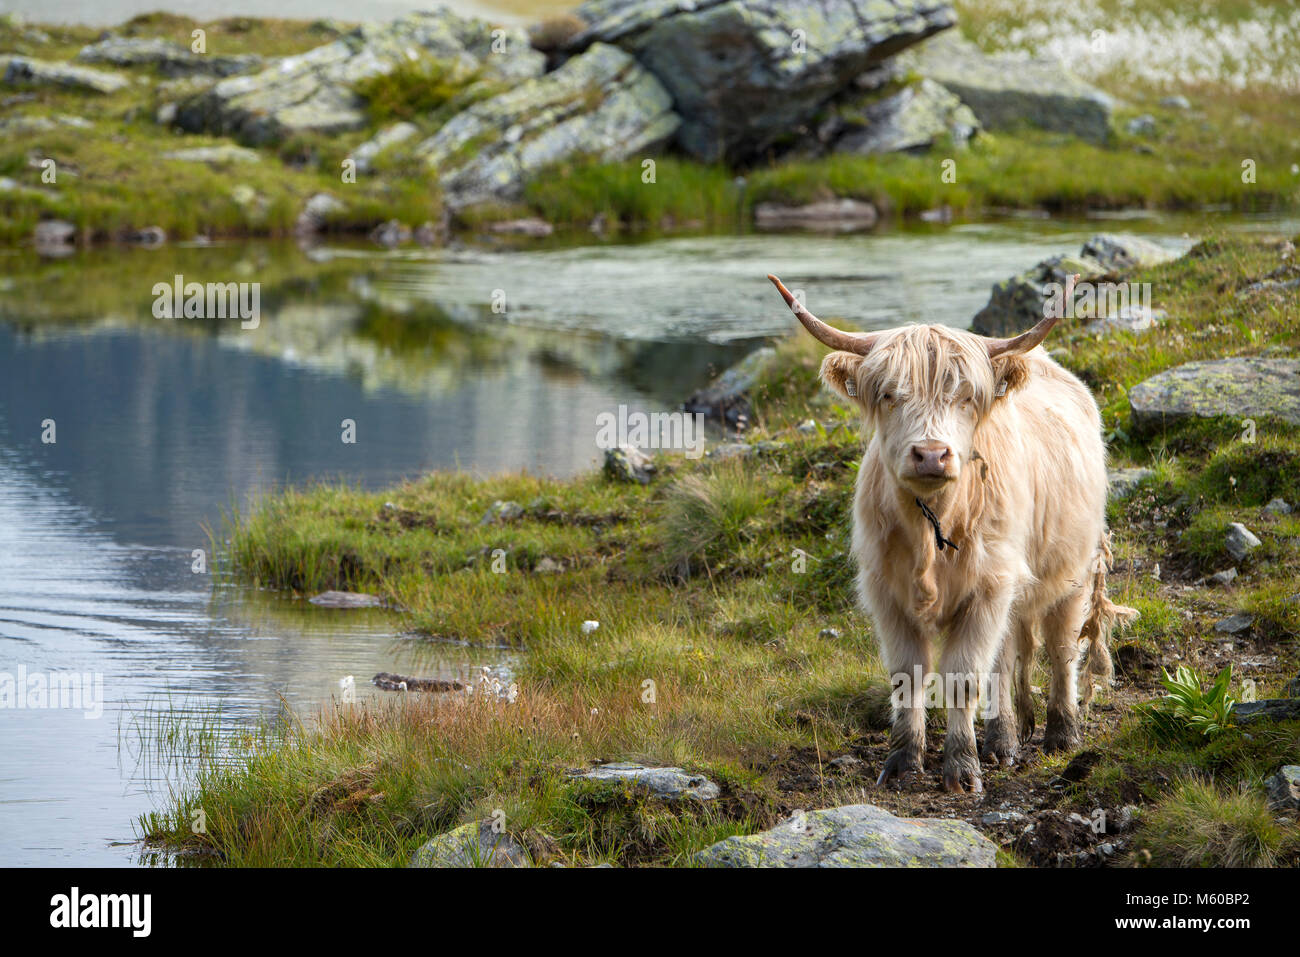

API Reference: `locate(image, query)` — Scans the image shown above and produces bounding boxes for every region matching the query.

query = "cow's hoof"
[875,749,924,787]
[981,719,1019,767]
[942,769,983,793]
[1043,709,1082,753]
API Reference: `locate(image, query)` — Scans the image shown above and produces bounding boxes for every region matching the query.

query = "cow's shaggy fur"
[818,323,1136,792]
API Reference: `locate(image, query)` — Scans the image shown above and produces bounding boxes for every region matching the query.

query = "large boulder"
[175,10,544,144]
[415,43,679,209]
[410,820,531,867]
[0,54,129,94]
[831,78,979,155]
[76,35,261,77]
[900,31,1113,144]
[561,0,956,163]
[970,233,1184,337]
[696,804,996,867]
[1129,359,1300,433]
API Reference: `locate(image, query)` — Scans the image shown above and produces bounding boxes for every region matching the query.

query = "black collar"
[914,497,958,551]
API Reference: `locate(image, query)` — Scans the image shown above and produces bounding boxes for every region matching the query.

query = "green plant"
[1136,664,1237,745]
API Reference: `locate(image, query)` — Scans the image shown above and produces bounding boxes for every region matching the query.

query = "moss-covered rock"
[696,804,996,867]
[1129,358,1300,433]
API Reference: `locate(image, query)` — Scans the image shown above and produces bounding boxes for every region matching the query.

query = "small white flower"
[582,620,600,634]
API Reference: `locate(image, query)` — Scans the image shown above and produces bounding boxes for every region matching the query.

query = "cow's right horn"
[768,275,878,355]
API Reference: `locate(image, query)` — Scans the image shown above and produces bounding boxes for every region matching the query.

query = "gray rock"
[410,820,531,867]
[351,120,418,173]
[828,754,860,769]
[33,219,76,249]
[295,192,347,235]
[970,233,1183,337]
[370,219,410,247]
[177,10,544,144]
[0,54,129,94]
[707,442,754,461]
[488,218,554,237]
[1213,613,1253,635]
[1234,699,1300,725]
[1263,498,1293,516]
[696,804,996,867]
[1129,359,1300,432]
[563,0,955,163]
[683,346,776,430]
[308,590,386,608]
[1126,113,1156,136]
[819,627,842,639]
[128,226,166,245]
[533,556,565,574]
[831,78,978,155]
[163,145,262,165]
[1285,673,1300,698]
[900,31,1113,144]
[603,444,656,484]
[479,499,524,524]
[1264,766,1300,812]
[1159,95,1191,110]
[76,35,261,77]
[1224,523,1262,562]
[415,43,678,210]
[569,762,720,801]
[1207,567,1239,587]
[1107,467,1154,498]
[979,811,1026,826]
[754,198,878,233]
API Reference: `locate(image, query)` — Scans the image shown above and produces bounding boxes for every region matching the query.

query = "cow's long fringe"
[1079,533,1139,706]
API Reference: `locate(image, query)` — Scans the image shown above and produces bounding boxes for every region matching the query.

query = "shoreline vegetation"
[140,231,1300,867]
[1,2,1299,249]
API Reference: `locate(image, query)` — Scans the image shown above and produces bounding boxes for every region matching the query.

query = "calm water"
[0,215,1286,865]
[1,0,577,27]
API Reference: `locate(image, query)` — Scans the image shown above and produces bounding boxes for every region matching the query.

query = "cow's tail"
[1079,533,1139,706]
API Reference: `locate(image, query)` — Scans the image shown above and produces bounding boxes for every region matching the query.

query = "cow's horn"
[768,274,878,355]
[985,274,1078,358]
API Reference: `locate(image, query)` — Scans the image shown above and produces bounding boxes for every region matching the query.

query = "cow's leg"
[875,608,930,787]
[981,620,1022,766]
[941,592,1013,793]
[1042,590,1088,753]
[1014,617,1038,744]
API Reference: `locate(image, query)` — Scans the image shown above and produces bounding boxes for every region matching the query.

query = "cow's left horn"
[984,273,1078,358]
[767,275,878,355]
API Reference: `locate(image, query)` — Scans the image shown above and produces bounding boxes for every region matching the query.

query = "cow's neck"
[895,464,980,550]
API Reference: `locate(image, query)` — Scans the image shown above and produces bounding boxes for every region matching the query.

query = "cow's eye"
[881,392,893,403]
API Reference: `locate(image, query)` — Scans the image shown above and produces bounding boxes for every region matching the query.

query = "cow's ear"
[820,351,865,405]
[992,354,1031,397]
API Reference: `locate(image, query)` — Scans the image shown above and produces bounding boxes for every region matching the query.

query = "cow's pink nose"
[911,442,952,477]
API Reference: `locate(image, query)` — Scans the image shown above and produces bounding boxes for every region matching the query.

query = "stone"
[0,55,129,94]
[479,500,524,525]
[295,192,346,235]
[683,346,776,430]
[1107,467,1154,498]
[1234,699,1300,725]
[163,145,262,165]
[533,556,565,574]
[33,219,76,249]
[696,804,996,867]
[569,762,720,801]
[754,198,879,233]
[128,226,166,245]
[350,120,418,173]
[603,444,656,484]
[1286,673,1300,698]
[979,811,1026,826]
[900,31,1113,144]
[828,754,860,769]
[819,627,842,639]
[308,590,386,608]
[831,78,978,155]
[1263,498,1292,516]
[488,218,554,237]
[76,35,261,77]
[414,43,678,210]
[1265,767,1300,812]
[370,219,410,247]
[1224,523,1262,562]
[1213,613,1253,635]
[562,0,956,163]
[1207,568,1238,587]
[1129,359,1300,432]
[410,820,531,867]
[970,233,1183,337]
[1160,95,1191,110]
[176,10,544,144]
[1126,114,1156,136]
